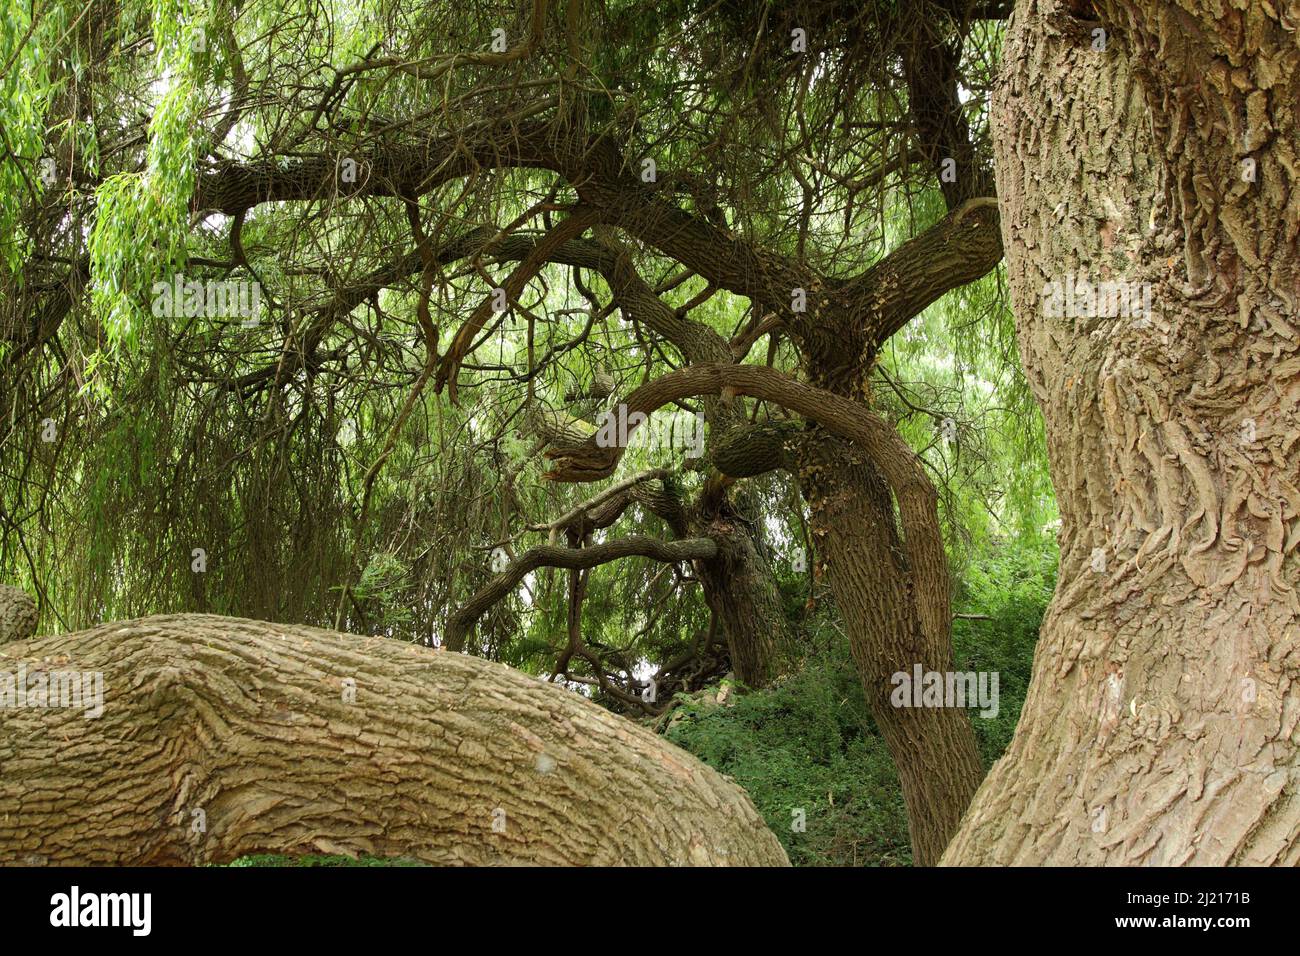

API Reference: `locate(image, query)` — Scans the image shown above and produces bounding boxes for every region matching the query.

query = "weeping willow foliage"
[0,0,1050,706]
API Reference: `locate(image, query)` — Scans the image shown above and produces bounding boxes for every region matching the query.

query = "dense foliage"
[669,540,1055,866]
[2,0,1059,865]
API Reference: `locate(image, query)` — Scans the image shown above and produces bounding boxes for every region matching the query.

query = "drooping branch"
[193,118,807,311]
[542,361,952,649]
[446,535,717,652]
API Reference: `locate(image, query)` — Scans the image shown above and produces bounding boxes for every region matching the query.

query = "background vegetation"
[2,0,1058,866]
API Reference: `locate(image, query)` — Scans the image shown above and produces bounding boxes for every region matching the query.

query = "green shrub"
[668,539,1057,866]
[952,538,1057,765]
[666,637,912,866]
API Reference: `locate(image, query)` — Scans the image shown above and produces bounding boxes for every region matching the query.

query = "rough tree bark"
[0,584,37,644]
[545,358,992,864]
[0,614,788,866]
[944,0,1300,864]
[694,505,784,691]
[796,431,985,867]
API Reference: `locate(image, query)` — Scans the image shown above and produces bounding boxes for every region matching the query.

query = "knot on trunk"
[0,585,37,644]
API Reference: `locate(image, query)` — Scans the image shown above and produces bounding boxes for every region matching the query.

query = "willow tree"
[1,0,1024,864]
[945,0,1300,864]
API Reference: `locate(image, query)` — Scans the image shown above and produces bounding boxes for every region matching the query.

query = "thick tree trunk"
[0,614,788,866]
[945,0,1300,864]
[695,507,784,689]
[645,468,791,691]
[798,430,985,866]
[699,529,788,690]
[546,359,991,863]
[675,392,793,691]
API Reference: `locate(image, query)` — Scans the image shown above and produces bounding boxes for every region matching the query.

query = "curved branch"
[527,468,671,542]
[542,362,952,647]
[446,535,717,652]
[844,198,1003,348]
[437,206,601,399]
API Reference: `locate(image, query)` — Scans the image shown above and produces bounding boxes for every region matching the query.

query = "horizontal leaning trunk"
[0,614,788,866]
